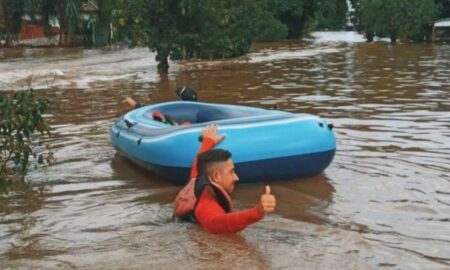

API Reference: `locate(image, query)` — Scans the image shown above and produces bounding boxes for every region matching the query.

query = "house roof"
[435,18,450,27]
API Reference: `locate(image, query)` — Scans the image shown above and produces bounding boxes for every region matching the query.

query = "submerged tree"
[0,89,51,193]
[353,0,439,43]
[316,0,348,31]
[257,0,318,38]
[114,0,284,73]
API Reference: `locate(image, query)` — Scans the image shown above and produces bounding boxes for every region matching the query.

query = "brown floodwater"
[1,32,449,269]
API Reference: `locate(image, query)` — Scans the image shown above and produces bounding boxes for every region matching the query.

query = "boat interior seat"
[195,107,245,123]
[153,103,262,124]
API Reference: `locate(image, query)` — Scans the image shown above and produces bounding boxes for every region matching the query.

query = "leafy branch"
[0,88,51,193]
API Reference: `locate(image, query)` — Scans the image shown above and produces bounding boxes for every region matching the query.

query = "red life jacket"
[173,175,232,220]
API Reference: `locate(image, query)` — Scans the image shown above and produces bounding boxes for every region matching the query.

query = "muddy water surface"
[1,32,449,269]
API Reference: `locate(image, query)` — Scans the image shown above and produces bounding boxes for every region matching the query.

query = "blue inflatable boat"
[110,101,336,184]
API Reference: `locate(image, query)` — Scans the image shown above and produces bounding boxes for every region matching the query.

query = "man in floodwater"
[124,86,198,109]
[174,125,276,234]
[123,86,198,125]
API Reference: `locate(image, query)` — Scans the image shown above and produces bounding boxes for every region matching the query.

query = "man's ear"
[210,170,220,183]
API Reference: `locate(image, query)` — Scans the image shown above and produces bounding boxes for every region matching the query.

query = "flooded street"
[1,32,449,269]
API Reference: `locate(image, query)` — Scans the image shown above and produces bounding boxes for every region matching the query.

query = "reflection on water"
[1,32,450,269]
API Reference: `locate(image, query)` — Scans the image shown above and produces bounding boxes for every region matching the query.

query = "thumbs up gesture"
[258,185,276,215]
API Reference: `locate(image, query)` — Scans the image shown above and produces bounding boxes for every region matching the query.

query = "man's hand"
[257,185,276,215]
[123,97,137,108]
[202,124,225,145]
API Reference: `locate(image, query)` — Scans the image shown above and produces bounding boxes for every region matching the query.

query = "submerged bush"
[0,89,51,193]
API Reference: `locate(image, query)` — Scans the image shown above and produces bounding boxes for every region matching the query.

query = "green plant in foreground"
[0,89,51,193]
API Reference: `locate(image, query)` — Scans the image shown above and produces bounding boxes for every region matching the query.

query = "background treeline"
[112,0,350,72]
[0,0,348,71]
[1,0,449,71]
[0,0,114,46]
[350,0,450,44]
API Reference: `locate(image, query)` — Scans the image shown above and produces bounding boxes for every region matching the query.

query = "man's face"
[211,159,239,194]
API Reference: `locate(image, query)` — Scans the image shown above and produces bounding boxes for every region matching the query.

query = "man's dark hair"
[176,86,198,101]
[197,149,231,176]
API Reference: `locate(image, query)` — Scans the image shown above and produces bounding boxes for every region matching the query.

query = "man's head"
[176,86,198,101]
[197,149,239,194]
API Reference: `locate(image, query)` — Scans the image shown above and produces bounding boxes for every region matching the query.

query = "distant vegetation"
[1,0,449,70]
[350,0,442,43]
[1,0,348,72]
[112,0,349,72]
[0,89,51,194]
[315,0,349,31]
[113,0,281,72]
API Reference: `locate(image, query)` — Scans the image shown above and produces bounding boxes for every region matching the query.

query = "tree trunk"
[390,33,397,44]
[156,52,169,73]
[2,0,17,47]
[58,2,64,46]
[366,31,374,42]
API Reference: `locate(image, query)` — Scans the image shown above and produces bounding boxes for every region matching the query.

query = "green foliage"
[353,0,439,43]
[95,0,114,47]
[63,0,82,36]
[435,0,450,18]
[253,11,288,42]
[0,89,51,193]
[257,0,317,38]
[316,0,348,30]
[113,0,286,72]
